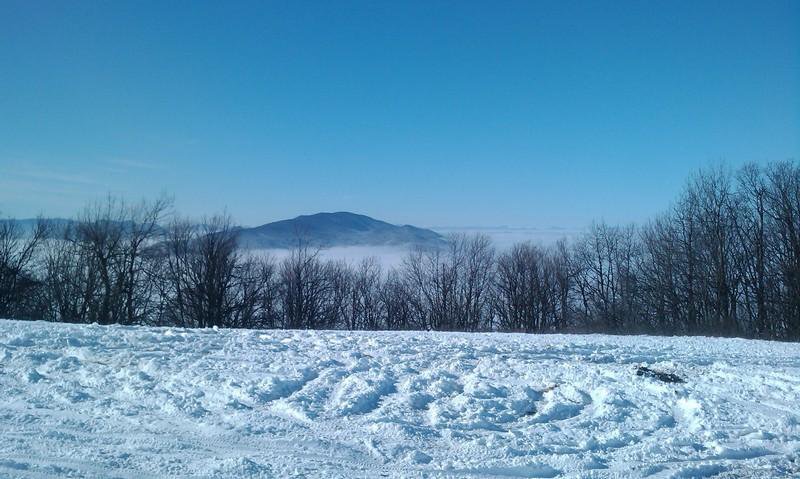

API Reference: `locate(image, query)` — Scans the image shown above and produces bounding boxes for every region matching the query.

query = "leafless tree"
[156,214,241,328]
[763,161,800,338]
[380,269,413,330]
[345,257,383,330]
[0,216,48,319]
[37,196,169,325]
[6,161,800,340]
[494,241,570,333]
[457,234,495,331]
[279,241,332,329]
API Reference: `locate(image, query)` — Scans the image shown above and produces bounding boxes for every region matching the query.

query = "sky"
[1,0,798,228]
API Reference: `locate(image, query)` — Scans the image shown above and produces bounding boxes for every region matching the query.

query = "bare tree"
[402,243,459,331]
[156,214,241,328]
[155,219,195,327]
[118,197,171,325]
[279,240,331,329]
[639,216,682,333]
[736,163,772,337]
[72,197,127,325]
[763,161,800,339]
[347,257,383,330]
[380,269,413,330]
[458,234,495,331]
[0,216,48,319]
[36,196,170,326]
[40,227,97,324]
[691,167,743,335]
[186,214,241,328]
[494,242,565,333]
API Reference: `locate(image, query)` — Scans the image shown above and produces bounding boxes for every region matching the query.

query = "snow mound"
[1,319,800,478]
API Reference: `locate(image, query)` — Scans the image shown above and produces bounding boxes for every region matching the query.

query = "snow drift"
[1,319,799,478]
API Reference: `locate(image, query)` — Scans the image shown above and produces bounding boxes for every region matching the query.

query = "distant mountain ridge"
[236,212,446,249]
[3,213,446,249]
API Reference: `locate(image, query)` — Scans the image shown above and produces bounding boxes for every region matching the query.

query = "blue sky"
[1,0,798,227]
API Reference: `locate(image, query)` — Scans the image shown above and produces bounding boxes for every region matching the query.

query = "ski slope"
[1,320,799,478]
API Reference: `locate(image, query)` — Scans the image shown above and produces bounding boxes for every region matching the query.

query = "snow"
[1,320,799,478]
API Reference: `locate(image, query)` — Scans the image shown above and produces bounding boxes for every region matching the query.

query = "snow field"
[1,319,799,478]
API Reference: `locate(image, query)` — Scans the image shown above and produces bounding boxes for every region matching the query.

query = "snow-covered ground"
[1,320,799,478]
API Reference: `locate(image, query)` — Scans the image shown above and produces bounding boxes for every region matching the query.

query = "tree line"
[1,161,799,340]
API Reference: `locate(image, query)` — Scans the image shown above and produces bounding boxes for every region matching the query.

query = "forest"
[2,161,799,340]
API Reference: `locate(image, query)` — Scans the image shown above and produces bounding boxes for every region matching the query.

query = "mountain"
[235,212,446,249]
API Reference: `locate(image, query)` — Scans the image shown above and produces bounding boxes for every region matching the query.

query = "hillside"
[1,320,798,478]
[235,212,446,249]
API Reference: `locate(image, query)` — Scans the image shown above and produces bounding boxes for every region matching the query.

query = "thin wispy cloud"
[1,158,164,218]
[0,162,105,215]
[6,165,100,186]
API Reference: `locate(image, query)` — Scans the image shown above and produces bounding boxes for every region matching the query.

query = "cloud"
[0,158,148,217]
[6,165,100,186]
[0,161,106,209]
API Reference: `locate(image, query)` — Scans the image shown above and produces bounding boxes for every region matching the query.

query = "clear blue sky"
[1,0,798,228]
